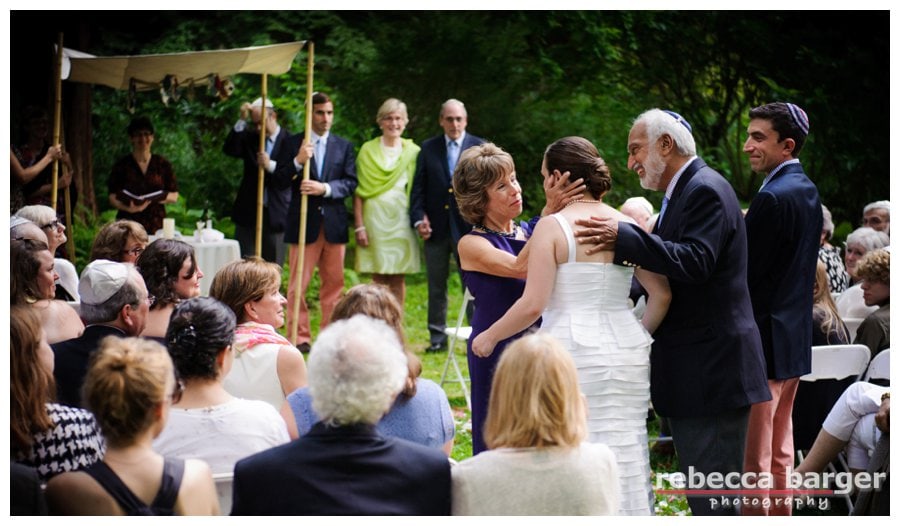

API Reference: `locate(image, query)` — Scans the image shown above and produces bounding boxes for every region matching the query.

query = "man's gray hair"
[309,315,408,427]
[440,98,467,118]
[79,267,143,325]
[635,108,697,157]
[845,226,890,253]
[863,200,890,216]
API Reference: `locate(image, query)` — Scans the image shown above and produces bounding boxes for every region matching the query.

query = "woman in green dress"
[353,98,421,306]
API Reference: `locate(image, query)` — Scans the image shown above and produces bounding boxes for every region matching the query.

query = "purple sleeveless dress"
[462,231,538,455]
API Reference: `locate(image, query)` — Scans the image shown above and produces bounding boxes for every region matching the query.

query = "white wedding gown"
[540,214,654,515]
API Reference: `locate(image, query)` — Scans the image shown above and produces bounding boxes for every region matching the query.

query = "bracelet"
[355,226,366,233]
[881,392,891,402]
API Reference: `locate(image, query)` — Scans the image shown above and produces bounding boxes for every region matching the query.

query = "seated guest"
[46,337,218,515]
[819,204,849,294]
[231,315,452,515]
[619,196,654,232]
[854,249,890,357]
[282,284,455,454]
[862,200,890,235]
[11,305,105,483]
[51,260,150,407]
[15,204,79,301]
[837,227,890,320]
[10,215,49,244]
[209,258,307,411]
[136,239,204,340]
[90,219,149,264]
[153,297,289,474]
[795,381,889,474]
[451,333,619,515]
[11,238,83,343]
[812,260,851,345]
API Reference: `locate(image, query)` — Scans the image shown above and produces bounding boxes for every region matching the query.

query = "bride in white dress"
[472,136,671,515]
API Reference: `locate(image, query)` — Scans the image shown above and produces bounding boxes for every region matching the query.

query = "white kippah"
[79,259,130,305]
[250,97,274,109]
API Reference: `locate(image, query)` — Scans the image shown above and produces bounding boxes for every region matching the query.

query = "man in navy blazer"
[52,260,150,408]
[409,99,484,352]
[741,102,821,515]
[231,316,451,515]
[275,92,358,348]
[223,98,293,265]
[574,109,771,515]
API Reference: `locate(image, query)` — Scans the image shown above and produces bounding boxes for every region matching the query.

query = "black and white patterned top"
[819,245,849,294]
[15,403,106,482]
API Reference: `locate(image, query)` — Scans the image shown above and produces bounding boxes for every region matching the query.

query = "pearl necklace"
[565,199,602,208]
[475,222,520,238]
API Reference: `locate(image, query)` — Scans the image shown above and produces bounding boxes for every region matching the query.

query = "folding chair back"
[863,348,890,385]
[213,472,233,515]
[440,288,473,410]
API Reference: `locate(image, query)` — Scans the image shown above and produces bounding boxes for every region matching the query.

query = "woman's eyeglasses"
[41,219,63,231]
[124,246,145,257]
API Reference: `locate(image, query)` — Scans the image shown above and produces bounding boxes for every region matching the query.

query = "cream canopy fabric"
[62,41,305,90]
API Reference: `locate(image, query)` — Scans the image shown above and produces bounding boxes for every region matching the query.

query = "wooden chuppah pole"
[289,42,314,344]
[51,33,64,211]
[255,74,268,258]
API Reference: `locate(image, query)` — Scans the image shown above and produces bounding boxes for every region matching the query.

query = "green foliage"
[81,12,887,232]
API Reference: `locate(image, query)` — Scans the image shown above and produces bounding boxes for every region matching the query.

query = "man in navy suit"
[223,98,293,265]
[409,99,484,352]
[741,102,821,516]
[574,109,771,515]
[276,92,357,348]
[52,260,150,408]
[231,315,451,515]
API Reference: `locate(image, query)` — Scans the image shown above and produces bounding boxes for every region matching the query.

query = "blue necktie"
[447,140,459,176]
[265,137,274,156]
[657,197,669,227]
[316,138,325,176]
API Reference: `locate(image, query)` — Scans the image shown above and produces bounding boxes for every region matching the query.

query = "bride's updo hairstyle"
[544,136,611,200]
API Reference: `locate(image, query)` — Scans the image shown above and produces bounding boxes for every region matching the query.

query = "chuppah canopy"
[61,41,305,90]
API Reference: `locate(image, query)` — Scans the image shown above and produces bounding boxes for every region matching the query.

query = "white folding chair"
[801,344,871,382]
[863,349,890,384]
[212,472,233,516]
[796,344,872,511]
[440,288,473,410]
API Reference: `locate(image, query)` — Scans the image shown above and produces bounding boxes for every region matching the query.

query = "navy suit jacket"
[745,162,822,379]
[231,422,451,515]
[615,158,771,417]
[51,325,128,408]
[409,133,484,243]
[276,133,358,245]
[223,125,293,231]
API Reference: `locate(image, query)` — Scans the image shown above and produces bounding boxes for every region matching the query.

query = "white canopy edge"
[60,41,306,91]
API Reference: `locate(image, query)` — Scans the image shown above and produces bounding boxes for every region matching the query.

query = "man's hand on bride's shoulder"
[574,216,618,255]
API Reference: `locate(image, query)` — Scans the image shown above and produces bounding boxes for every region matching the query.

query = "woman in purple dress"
[454,143,582,454]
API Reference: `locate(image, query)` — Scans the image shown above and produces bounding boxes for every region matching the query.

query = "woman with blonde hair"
[45,337,218,515]
[353,98,421,305]
[281,284,455,454]
[452,333,619,515]
[209,257,307,411]
[11,305,104,482]
[812,259,850,345]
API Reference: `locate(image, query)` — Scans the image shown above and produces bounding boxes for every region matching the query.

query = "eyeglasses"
[41,219,62,231]
[169,378,185,404]
[123,246,145,257]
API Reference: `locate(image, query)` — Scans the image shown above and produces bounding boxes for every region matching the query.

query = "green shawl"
[355,137,421,199]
